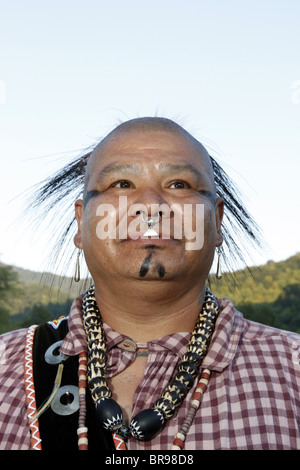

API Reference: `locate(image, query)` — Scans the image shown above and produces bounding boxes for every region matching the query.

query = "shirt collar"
[202,296,244,372]
[59,294,190,358]
[60,292,243,372]
[59,295,86,356]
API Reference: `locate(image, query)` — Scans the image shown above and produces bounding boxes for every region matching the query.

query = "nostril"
[135,210,163,220]
[133,208,164,220]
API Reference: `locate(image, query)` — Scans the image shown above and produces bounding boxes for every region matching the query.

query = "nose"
[130,188,168,221]
[138,210,162,227]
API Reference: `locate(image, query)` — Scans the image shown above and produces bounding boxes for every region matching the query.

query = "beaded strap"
[24,325,42,450]
[156,291,218,419]
[172,368,211,449]
[77,352,88,450]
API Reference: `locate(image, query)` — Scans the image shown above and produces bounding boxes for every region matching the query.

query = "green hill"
[0,253,300,334]
[209,252,300,332]
[0,262,91,333]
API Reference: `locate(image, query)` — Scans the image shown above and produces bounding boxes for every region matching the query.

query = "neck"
[92,278,206,342]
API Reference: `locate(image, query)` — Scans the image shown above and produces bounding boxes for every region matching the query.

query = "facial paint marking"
[84,189,101,208]
[139,253,153,277]
[156,263,166,279]
[198,189,216,203]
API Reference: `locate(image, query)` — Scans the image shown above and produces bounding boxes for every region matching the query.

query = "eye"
[111,180,132,189]
[169,180,190,189]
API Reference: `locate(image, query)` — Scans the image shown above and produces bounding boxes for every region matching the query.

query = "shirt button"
[117,339,137,352]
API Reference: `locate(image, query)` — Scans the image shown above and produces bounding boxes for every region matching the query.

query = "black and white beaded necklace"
[82,285,219,444]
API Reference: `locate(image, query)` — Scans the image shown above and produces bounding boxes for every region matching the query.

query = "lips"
[116,223,179,243]
[121,230,176,242]
[115,216,185,243]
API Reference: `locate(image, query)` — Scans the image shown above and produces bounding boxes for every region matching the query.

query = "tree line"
[1,253,300,334]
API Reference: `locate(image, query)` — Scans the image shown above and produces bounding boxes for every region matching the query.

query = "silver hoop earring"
[216,248,222,280]
[74,249,81,282]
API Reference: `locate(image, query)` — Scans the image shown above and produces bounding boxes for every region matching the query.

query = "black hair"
[24,117,262,284]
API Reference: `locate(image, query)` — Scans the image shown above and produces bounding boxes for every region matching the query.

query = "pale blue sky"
[0,0,299,275]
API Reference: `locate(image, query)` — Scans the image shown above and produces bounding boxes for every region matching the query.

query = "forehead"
[86,128,212,181]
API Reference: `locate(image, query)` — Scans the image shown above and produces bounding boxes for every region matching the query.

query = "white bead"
[78,437,88,446]
[200,378,209,386]
[77,426,88,435]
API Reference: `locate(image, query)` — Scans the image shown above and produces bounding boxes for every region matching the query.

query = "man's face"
[74,128,223,287]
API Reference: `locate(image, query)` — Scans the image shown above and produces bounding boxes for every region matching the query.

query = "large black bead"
[95,397,123,431]
[130,408,165,441]
[192,333,209,344]
[88,376,107,390]
[154,398,176,419]
[89,350,106,364]
[161,389,183,408]
[182,351,203,366]
[91,385,111,400]
[174,370,195,388]
[178,361,199,377]
[168,379,188,398]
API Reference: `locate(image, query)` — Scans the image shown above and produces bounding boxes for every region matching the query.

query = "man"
[0,117,299,450]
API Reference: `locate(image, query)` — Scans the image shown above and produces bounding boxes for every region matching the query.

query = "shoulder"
[0,328,31,449]
[240,309,300,347]
[229,300,300,378]
[0,326,34,401]
[0,327,29,368]
[218,296,300,371]
[0,318,70,450]
[219,295,300,344]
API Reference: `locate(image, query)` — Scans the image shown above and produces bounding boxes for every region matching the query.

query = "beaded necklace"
[82,285,219,449]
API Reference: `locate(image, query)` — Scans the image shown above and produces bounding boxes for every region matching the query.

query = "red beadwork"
[77,428,88,450]
[78,379,87,389]
[113,432,127,450]
[201,371,210,381]
[192,391,203,402]
[78,352,88,450]
[195,381,207,394]
[173,437,184,448]
[172,369,211,450]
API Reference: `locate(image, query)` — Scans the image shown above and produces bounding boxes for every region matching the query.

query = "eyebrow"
[96,162,140,181]
[157,162,206,182]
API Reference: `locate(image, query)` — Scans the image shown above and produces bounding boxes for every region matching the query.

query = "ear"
[74,199,84,249]
[215,197,224,247]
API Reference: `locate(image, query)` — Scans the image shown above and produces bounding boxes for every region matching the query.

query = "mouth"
[119,225,180,242]
[120,236,178,246]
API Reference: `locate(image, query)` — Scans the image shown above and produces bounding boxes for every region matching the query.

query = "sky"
[0,0,299,277]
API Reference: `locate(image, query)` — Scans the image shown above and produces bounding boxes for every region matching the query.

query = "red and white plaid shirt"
[0,294,300,450]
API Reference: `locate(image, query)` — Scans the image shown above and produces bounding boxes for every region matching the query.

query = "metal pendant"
[44,340,68,365]
[74,249,81,282]
[216,248,222,279]
[51,385,79,416]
